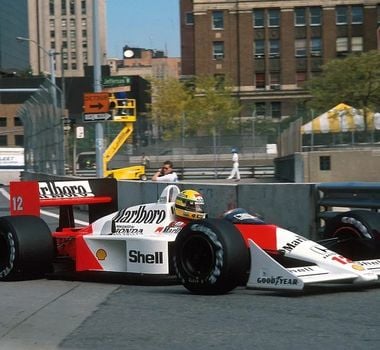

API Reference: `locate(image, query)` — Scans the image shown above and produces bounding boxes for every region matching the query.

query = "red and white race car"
[0,179,379,294]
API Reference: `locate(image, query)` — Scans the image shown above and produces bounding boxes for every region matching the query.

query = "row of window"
[49,18,87,29]
[0,135,23,147]
[50,30,87,39]
[212,36,363,60]
[0,117,22,127]
[49,0,87,16]
[187,5,368,29]
[254,102,281,119]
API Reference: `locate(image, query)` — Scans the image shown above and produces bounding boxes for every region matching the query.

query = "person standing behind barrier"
[227,148,240,181]
[141,153,150,168]
[152,160,178,182]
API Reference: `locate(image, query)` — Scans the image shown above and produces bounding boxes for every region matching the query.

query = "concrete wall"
[117,180,318,240]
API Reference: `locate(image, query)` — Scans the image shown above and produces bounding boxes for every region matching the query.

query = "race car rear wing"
[9,179,118,229]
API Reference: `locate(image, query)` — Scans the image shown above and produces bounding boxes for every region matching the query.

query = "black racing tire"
[323,210,380,260]
[173,218,249,295]
[0,215,54,281]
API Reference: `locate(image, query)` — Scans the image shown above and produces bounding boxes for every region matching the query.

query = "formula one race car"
[0,180,379,294]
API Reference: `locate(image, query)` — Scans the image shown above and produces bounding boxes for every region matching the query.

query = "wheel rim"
[181,235,215,278]
[0,233,9,271]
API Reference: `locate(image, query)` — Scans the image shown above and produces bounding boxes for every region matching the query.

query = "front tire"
[173,219,249,294]
[0,216,54,281]
[323,210,380,260]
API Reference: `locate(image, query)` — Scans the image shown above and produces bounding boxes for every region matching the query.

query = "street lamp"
[16,36,57,86]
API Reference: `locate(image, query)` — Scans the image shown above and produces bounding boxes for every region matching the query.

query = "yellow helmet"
[175,190,206,220]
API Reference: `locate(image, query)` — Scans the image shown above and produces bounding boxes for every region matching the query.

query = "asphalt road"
[0,185,380,350]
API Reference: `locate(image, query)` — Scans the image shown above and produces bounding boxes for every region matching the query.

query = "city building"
[107,46,181,80]
[180,0,380,120]
[25,0,107,78]
[0,0,29,75]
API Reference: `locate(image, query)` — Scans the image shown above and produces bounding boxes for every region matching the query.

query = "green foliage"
[147,75,241,140]
[306,51,380,114]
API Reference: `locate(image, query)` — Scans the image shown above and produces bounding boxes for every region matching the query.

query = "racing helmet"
[175,190,206,220]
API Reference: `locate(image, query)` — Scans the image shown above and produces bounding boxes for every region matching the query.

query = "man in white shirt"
[152,160,178,182]
[227,148,240,181]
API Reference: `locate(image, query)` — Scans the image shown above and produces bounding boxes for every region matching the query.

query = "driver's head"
[175,189,206,220]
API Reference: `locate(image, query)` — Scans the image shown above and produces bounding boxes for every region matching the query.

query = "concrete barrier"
[117,180,317,239]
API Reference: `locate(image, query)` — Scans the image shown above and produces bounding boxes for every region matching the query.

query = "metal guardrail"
[316,182,380,234]
[72,165,275,180]
[144,165,275,180]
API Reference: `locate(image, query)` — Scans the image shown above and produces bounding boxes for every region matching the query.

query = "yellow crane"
[103,95,146,180]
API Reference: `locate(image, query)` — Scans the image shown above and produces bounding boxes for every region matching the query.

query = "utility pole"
[93,0,104,178]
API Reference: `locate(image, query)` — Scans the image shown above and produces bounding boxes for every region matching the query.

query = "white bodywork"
[247,227,380,290]
[81,185,181,274]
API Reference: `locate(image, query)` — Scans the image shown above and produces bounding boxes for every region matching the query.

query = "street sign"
[83,113,112,122]
[102,76,131,88]
[83,92,110,113]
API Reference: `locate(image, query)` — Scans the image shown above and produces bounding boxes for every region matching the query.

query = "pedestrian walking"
[227,148,240,181]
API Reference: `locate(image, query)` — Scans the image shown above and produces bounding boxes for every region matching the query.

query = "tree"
[185,76,241,136]
[306,50,380,115]
[148,75,241,140]
[148,77,190,140]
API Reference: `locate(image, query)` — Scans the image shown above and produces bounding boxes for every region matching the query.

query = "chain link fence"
[17,80,65,175]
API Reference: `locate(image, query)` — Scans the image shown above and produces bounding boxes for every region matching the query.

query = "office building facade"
[180,0,380,120]
[26,0,107,78]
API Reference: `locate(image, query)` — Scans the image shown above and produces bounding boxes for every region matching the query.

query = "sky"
[106,0,181,59]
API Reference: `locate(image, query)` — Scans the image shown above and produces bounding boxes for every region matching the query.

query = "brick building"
[180,0,380,120]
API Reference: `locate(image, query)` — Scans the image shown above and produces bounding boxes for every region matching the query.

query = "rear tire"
[323,210,380,260]
[0,216,54,281]
[174,219,249,294]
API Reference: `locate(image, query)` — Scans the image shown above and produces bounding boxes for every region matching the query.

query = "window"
[50,30,55,38]
[15,135,23,146]
[82,41,87,49]
[270,73,280,88]
[320,156,331,171]
[70,41,76,49]
[310,38,321,56]
[70,18,75,27]
[255,74,265,89]
[271,102,281,119]
[81,0,86,15]
[212,42,224,59]
[296,72,307,87]
[82,30,87,37]
[212,11,223,29]
[49,0,54,16]
[61,0,67,15]
[295,8,306,26]
[71,52,76,59]
[0,117,6,127]
[62,41,67,49]
[310,7,322,26]
[81,18,87,27]
[70,0,75,15]
[295,39,307,57]
[336,6,348,24]
[254,39,265,57]
[253,9,264,27]
[351,37,363,52]
[62,30,67,38]
[50,42,56,49]
[62,18,67,27]
[268,9,280,27]
[336,37,348,54]
[71,63,77,70]
[269,40,280,57]
[351,6,363,24]
[185,12,194,25]
[255,102,266,116]
[70,30,76,38]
